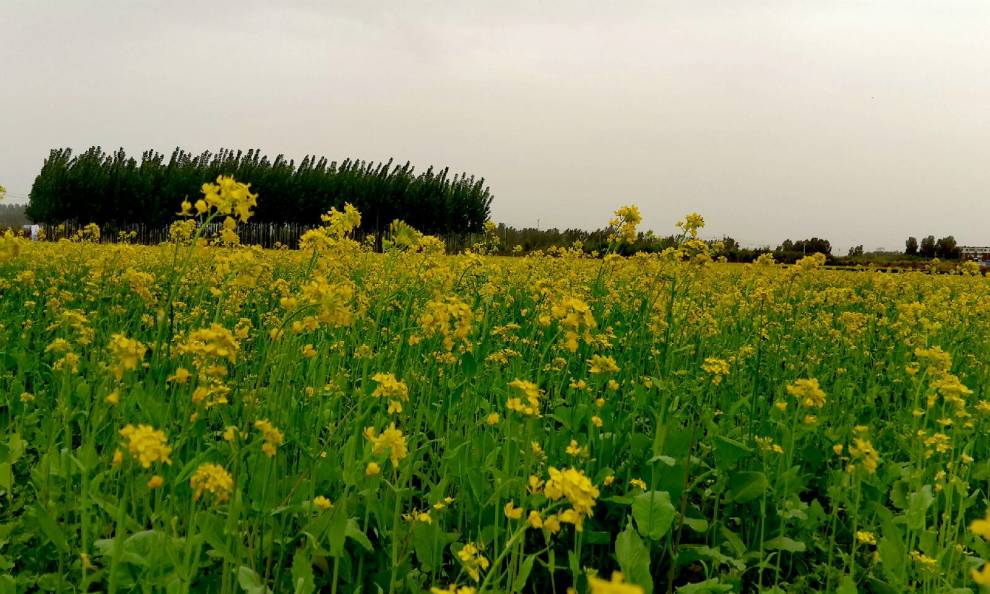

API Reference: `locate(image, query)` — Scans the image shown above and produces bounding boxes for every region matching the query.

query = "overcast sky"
[2,1,989,251]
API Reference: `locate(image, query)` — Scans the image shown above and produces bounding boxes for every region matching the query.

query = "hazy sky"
[3,1,989,251]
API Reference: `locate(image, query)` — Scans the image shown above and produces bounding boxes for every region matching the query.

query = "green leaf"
[676,579,732,593]
[512,554,537,592]
[237,566,270,594]
[713,435,752,467]
[764,536,806,553]
[412,522,441,571]
[864,577,900,594]
[720,526,746,557]
[3,434,25,464]
[836,574,857,594]
[0,464,10,494]
[345,519,373,552]
[632,490,676,541]
[677,544,745,572]
[726,471,768,503]
[291,548,315,594]
[615,523,653,594]
[878,509,906,585]
[0,434,24,494]
[461,351,477,376]
[198,513,231,560]
[28,503,69,552]
[584,531,612,545]
[121,530,176,569]
[327,508,349,557]
[906,485,934,530]
[889,480,909,509]
[647,454,677,466]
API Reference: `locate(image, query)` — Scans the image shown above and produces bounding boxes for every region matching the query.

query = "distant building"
[959,246,990,262]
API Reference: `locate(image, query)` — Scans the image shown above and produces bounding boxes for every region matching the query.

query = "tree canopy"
[26,147,493,235]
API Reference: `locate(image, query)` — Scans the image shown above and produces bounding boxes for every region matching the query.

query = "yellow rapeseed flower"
[189,463,234,503]
[364,423,408,467]
[588,354,620,374]
[456,543,490,582]
[971,509,990,541]
[786,378,826,408]
[973,563,990,587]
[544,467,600,518]
[856,531,876,545]
[507,379,542,417]
[119,424,172,468]
[254,419,284,457]
[848,438,879,474]
[430,585,477,594]
[588,571,644,594]
[108,333,146,380]
[504,501,523,520]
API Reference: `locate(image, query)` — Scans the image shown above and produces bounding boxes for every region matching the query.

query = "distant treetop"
[26,147,493,235]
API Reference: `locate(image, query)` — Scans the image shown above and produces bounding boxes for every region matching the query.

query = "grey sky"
[2,1,989,251]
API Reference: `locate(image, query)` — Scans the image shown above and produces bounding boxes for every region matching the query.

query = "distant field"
[1,185,988,593]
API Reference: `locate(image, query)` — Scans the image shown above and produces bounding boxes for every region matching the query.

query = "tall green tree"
[935,235,959,259]
[26,147,493,235]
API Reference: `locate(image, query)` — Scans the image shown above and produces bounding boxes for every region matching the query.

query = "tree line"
[0,204,30,229]
[494,227,974,264]
[26,147,493,235]
[904,235,960,259]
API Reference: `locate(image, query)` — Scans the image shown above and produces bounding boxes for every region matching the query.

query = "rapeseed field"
[1,178,989,593]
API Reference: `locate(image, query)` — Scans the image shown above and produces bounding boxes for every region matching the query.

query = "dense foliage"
[1,187,989,593]
[26,147,493,235]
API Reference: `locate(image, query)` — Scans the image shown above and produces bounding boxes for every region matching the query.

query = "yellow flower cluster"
[430,585,476,594]
[506,379,542,417]
[418,295,474,352]
[119,424,172,468]
[320,203,362,239]
[180,175,258,223]
[179,324,240,365]
[754,435,784,455]
[588,571,644,594]
[786,378,826,408]
[178,324,240,409]
[971,509,990,586]
[364,423,408,467]
[587,354,619,374]
[371,372,410,414]
[283,275,357,332]
[456,542,490,582]
[701,357,730,384]
[543,466,600,529]
[189,463,234,503]
[676,213,705,238]
[549,296,596,353]
[254,419,284,458]
[107,333,146,380]
[609,205,642,244]
[846,437,879,474]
